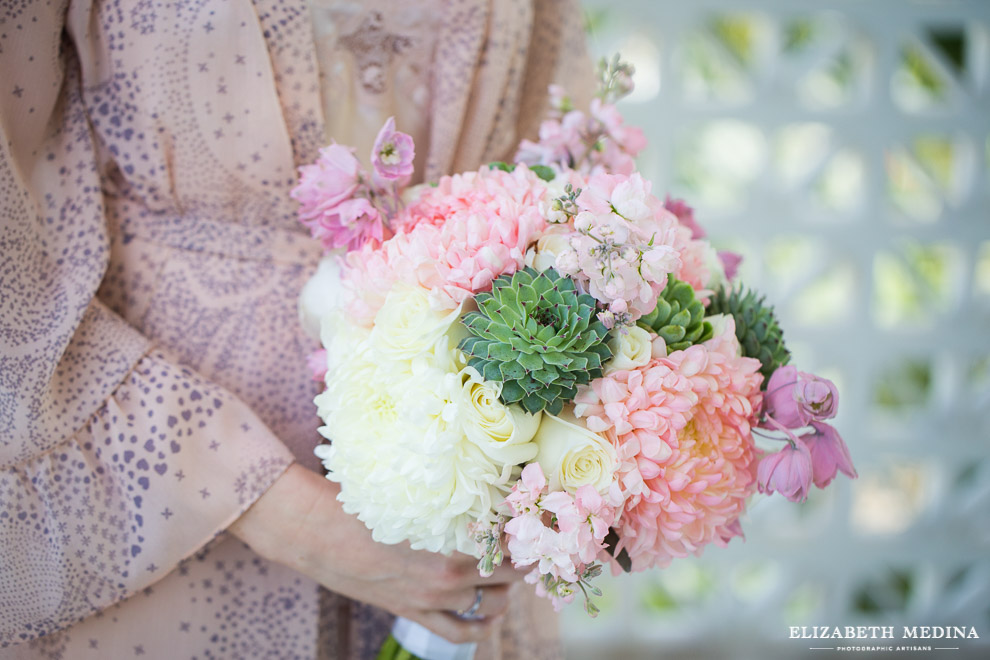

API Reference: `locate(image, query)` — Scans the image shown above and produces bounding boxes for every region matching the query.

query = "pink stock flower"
[291,144,391,252]
[292,143,361,215]
[308,197,386,252]
[803,421,857,488]
[763,366,840,429]
[574,319,763,570]
[371,117,415,181]
[514,90,645,176]
[663,196,706,240]
[505,463,547,515]
[554,173,681,318]
[757,439,814,503]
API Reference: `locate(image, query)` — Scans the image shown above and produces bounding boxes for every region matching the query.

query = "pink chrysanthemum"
[342,166,548,323]
[574,319,763,570]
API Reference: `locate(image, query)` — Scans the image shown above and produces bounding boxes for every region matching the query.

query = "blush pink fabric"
[0,0,592,657]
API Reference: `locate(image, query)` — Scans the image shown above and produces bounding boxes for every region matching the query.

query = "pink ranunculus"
[803,421,857,489]
[371,116,415,181]
[763,366,840,429]
[757,439,814,502]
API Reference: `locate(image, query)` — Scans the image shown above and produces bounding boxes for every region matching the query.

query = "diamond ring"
[456,587,484,619]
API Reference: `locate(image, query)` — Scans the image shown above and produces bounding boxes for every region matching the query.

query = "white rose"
[605,325,653,373]
[459,367,541,468]
[533,409,617,495]
[533,229,573,273]
[370,282,463,360]
[299,255,344,341]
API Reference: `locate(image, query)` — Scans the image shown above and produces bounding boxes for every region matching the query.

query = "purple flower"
[371,117,415,181]
[717,250,742,281]
[803,422,857,489]
[757,439,814,502]
[663,196,706,239]
[763,365,839,429]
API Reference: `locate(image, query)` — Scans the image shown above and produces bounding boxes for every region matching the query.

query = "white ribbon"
[391,617,477,660]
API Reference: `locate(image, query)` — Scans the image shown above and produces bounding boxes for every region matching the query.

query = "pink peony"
[757,439,814,503]
[803,421,857,489]
[342,165,548,321]
[574,319,763,570]
[371,116,415,181]
[763,366,840,430]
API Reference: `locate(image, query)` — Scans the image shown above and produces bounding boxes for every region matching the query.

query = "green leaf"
[500,361,527,381]
[487,343,516,362]
[529,164,556,182]
[541,351,573,368]
[659,324,686,344]
[500,380,526,402]
[535,324,556,344]
[517,351,544,372]
[532,367,560,385]
[487,161,515,173]
[483,361,503,382]
[669,308,692,327]
[522,393,545,414]
[489,323,517,344]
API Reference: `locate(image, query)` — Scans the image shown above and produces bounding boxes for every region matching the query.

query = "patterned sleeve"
[0,1,294,646]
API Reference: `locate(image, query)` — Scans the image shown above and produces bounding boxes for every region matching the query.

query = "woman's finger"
[413,609,501,645]
[448,584,510,620]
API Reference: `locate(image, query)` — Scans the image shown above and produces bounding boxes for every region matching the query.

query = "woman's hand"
[230,463,524,644]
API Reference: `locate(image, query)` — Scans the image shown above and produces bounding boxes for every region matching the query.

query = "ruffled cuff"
[0,351,294,647]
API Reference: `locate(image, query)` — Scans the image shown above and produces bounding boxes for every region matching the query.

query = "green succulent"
[706,287,791,383]
[637,277,714,353]
[458,267,612,415]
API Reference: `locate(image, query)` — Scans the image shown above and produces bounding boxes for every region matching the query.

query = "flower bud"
[803,421,857,488]
[757,439,813,502]
[763,365,839,429]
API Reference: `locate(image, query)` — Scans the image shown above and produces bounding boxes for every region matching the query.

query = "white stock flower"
[605,325,653,373]
[532,409,617,495]
[370,282,463,360]
[459,366,541,468]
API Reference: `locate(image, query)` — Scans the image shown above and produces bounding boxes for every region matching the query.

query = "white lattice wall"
[564,1,990,657]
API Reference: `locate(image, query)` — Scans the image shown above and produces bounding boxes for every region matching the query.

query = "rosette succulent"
[636,277,713,353]
[459,267,612,415]
[707,286,790,382]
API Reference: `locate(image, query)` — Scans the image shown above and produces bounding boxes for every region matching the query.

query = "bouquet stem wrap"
[378,617,476,660]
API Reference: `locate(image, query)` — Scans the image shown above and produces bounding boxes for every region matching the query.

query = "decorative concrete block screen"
[565,1,990,657]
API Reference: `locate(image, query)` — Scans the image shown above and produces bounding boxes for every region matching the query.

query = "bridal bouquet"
[296,56,856,655]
